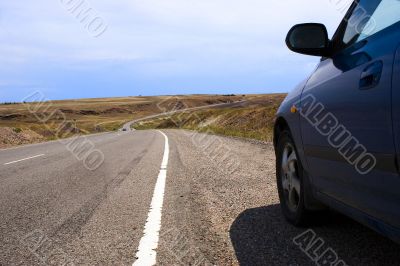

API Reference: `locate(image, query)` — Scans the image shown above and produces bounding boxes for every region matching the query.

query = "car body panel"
[276,78,311,171]
[275,1,400,242]
[391,45,400,170]
[301,23,400,229]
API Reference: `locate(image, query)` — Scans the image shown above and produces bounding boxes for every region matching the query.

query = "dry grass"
[134,94,286,142]
[0,95,244,148]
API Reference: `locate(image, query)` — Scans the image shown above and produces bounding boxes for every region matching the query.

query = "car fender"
[275,75,325,210]
[275,78,309,172]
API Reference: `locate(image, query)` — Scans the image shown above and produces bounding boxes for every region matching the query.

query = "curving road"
[0,130,399,265]
[120,100,247,131]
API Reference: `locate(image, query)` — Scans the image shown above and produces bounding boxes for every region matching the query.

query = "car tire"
[276,130,315,226]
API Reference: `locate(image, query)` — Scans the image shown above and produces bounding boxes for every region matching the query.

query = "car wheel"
[276,130,313,226]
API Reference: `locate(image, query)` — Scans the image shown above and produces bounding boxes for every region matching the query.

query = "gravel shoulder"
[160,129,400,266]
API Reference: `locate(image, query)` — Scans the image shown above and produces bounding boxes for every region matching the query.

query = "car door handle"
[359,61,383,90]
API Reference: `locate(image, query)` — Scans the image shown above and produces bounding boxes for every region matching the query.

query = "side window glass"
[357,0,400,42]
[342,0,400,46]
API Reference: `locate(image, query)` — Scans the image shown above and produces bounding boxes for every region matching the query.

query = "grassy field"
[133,94,286,142]
[0,95,245,148]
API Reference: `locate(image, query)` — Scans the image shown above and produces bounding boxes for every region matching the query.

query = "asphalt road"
[1,130,400,265]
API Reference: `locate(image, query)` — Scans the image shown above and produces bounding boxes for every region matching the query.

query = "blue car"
[274,0,400,242]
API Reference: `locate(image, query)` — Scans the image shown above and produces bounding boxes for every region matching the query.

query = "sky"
[0,0,352,101]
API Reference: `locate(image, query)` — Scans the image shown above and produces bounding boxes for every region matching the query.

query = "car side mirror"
[286,23,331,57]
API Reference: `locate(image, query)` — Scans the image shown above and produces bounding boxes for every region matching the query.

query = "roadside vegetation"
[0,95,243,148]
[133,94,286,142]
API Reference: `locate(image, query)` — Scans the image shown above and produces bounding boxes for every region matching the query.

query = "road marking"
[133,130,169,266]
[4,154,45,165]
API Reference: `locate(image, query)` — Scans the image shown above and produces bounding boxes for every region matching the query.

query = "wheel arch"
[273,116,291,150]
[273,115,325,211]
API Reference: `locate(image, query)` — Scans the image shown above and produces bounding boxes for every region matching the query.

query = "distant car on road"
[122,128,127,131]
[274,0,400,242]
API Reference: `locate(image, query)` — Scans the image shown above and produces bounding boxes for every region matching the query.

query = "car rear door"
[300,0,400,227]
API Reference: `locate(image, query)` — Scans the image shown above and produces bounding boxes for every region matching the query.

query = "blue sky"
[0,0,352,101]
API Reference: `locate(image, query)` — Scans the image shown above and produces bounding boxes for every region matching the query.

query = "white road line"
[4,154,45,165]
[133,130,169,266]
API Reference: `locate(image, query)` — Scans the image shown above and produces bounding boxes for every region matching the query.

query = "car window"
[342,0,400,46]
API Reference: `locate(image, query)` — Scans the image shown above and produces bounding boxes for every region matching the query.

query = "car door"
[300,0,400,227]
[393,46,400,173]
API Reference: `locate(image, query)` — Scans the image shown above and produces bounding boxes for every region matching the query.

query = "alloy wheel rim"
[281,143,301,212]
